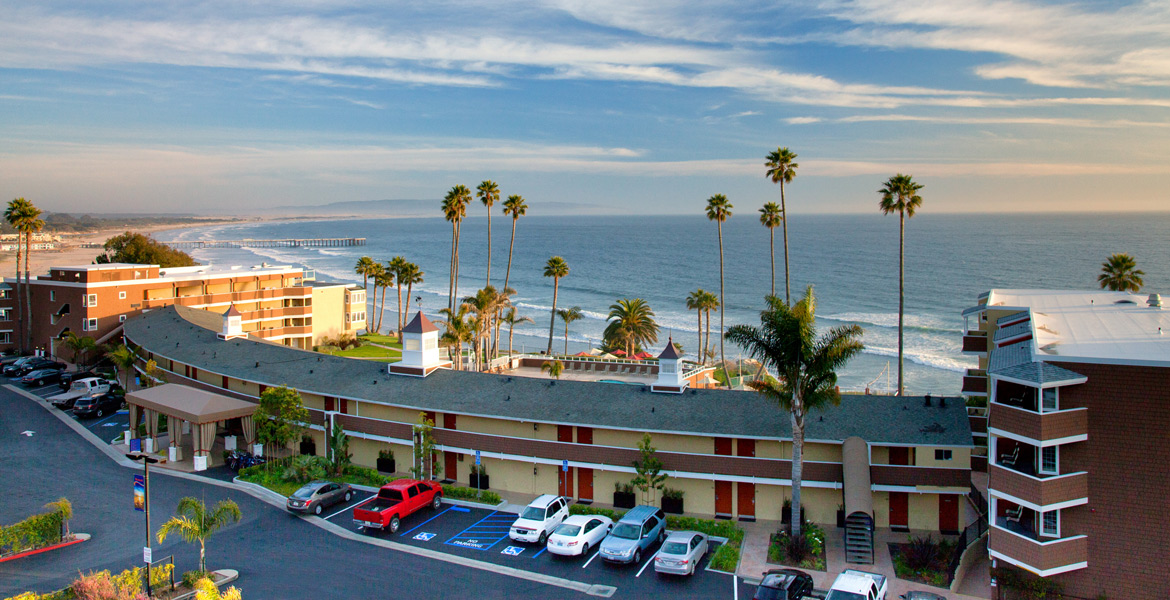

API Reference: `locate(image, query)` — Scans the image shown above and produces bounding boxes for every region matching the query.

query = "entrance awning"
[127,383,257,424]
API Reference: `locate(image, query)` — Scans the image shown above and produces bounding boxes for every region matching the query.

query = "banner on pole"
[134,475,145,512]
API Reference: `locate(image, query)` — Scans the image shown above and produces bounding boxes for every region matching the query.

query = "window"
[83,293,97,307]
[661,361,676,374]
[84,318,98,331]
[0,309,8,321]
[935,449,953,461]
[0,333,9,344]
[1041,510,1059,537]
[119,291,127,300]
[404,338,420,351]
[1040,446,1057,474]
[119,315,127,323]
[1042,388,1058,412]
[424,337,437,351]
[50,290,55,301]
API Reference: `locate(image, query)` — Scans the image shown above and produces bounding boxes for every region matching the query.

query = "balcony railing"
[962,332,989,354]
[989,520,1088,575]
[990,403,1088,442]
[990,465,1088,507]
[962,369,988,395]
[146,287,312,309]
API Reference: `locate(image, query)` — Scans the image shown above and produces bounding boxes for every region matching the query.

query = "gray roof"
[991,361,1087,386]
[402,312,438,334]
[961,304,987,317]
[997,311,1030,326]
[993,320,1033,344]
[658,339,681,360]
[989,340,1031,372]
[123,306,973,446]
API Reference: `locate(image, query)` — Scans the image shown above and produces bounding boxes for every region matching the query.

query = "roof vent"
[1148,294,1162,309]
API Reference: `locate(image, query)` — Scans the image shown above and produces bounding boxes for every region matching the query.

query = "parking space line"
[733,575,739,600]
[325,495,373,521]
[582,549,601,568]
[399,505,455,537]
[634,550,660,578]
[532,546,547,558]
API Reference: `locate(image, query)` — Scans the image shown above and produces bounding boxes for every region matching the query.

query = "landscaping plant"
[157,497,242,573]
[630,433,666,504]
[328,421,352,475]
[253,386,309,464]
[194,576,243,600]
[410,412,440,479]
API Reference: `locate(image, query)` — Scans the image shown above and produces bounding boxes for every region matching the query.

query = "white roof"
[527,494,560,508]
[985,289,1170,366]
[831,572,877,595]
[53,263,154,271]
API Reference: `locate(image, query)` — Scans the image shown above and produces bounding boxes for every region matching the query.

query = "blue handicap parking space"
[412,532,436,541]
[501,545,525,556]
[444,510,515,551]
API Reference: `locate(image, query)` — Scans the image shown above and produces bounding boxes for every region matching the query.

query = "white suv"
[509,495,570,544]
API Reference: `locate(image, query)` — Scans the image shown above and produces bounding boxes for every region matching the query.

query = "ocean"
[164,212,1170,395]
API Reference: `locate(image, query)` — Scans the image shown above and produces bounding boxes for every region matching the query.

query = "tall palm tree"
[686,289,706,362]
[700,290,719,364]
[726,288,864,536]
[13,200,42,351]
[4,198,30,352]
[765,148,798,306]
[1098,253,1144,292]
[501,195,527,291]
[705,194,733,387]
[603,298,659,357]
[759,202,783,298]
[106,343,137,391]
[878,173,924,396]
[366,263,385,334]
[443,185,471,311]
[557,306,583,355]
[373,267,394,334]
[156,496,242,573]
[477,180,500,286]
[354,256,377,293]
[501,307,533,357]
[462,285,505,369]
[543,256,569,354]
[388,256,408,338]
[399,262,424,329]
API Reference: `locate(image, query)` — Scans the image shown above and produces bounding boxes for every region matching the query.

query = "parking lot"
[21,378,129,440]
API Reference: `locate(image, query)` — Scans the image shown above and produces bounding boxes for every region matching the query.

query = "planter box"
[143,438,155,453]
[614,491,636,509]
[470,473,490,490]
[168,445,184,462]
[223,435,237,451]
[662,497,684,514]
[300,441,316,456]
[193,455,208,471]
[252,443,264,457]
[377,458,396,473]
[837,509,846,528]
[782,506,806,525]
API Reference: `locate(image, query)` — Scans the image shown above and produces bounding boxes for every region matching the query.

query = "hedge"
[0,506,65,557]
[568,504,745,572]
[441,485,502,505]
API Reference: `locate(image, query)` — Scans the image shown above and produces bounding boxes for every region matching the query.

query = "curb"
[0,533,90,564]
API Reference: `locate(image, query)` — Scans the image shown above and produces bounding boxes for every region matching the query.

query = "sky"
[1,0,1168,215]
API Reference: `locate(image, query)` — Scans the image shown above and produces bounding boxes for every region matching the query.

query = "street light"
[126,452,159,598]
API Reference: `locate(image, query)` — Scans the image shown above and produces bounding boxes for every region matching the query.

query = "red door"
[890,492,909,530]
[443,414,457,429]
[578,468,593,501]
[557,425,573,443]
[939,495,959,534]
[715,481,733,516]
[715,438,732,456]
[737,482,755,518]
[737,439,756,457]
[577,427,593,445]
[559,466,575,498]
[445,452,458,483]
[889,447,910,465]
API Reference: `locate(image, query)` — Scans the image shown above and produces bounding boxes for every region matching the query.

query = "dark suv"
[6,358,65,378]
[72,391,126,419]
[753,568,815,600]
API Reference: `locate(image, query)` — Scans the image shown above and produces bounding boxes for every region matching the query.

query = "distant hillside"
[262,198,611,218]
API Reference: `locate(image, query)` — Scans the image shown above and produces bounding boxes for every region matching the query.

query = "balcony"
[962,368,987,396]
[962,332,988,354]
[990,465,1088,507]
[989,519,1088,575]
[990,403,1087,442]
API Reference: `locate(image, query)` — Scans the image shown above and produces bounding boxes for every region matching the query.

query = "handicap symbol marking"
[501,546,525,556]
[413,532,436,541]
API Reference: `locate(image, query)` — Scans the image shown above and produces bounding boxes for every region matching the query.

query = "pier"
[157,238,366,250]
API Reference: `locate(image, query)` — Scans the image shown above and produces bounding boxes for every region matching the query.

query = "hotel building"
[962,289,1170,599]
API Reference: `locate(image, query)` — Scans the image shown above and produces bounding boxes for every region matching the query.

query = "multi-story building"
[962,289,1170,599]
[0,262,366,354]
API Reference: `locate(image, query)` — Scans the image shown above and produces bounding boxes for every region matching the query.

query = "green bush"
[282,455,331,483]
[768,524,826,571]
[569,504,626,521]
[0,505,65,556]
[664,515,744,543]
[182,570,211,589]
[708,541,740,572]
[441,485,501,505]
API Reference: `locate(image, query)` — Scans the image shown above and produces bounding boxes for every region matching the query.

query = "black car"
[7,358,65,377]
[72,391,125,419]
[1,353,30,366]
[20,367,65,387]
[753,568,815,600]
[3,356,39,376]
[901,593,948,600]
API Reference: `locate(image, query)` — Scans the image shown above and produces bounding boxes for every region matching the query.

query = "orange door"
[737,482,755,518]
[939,495,959,534]
[558,466,575,498]
[715,481,733,516]
[890,492,909,530]
[578,468,593,501]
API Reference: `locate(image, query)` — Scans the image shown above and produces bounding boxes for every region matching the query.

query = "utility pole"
[127,452,159,597]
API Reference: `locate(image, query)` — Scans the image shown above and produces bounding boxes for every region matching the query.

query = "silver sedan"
[654,531,708,576]
[286,481,354,515]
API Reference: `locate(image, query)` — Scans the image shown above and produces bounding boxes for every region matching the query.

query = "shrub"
[0,505,65,556]
[378,448,395,460]
[569,504,626,521]
[903,535,942,571]
[708,541,740,572]
[182,570,211,589]
[282,455,330,483]
[441,484,501,505]
[613,481,634,494]
[768,523,826,571]
[662,487,684,501]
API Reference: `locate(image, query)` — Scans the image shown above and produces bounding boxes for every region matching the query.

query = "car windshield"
[520,506,545,521]
[75,399,94,407]
[824,591,866,600]
[753,586,782,600]
[662,541,688,555]
[71,381,88,390]
[554,524,581,536]
[292,486,317,499]
[611,523,640,539]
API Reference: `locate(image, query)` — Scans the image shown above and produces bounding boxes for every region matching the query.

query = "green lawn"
[334,344,400,358]
[359,332,401,347]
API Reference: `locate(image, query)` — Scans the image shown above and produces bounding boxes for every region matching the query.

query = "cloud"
[785,117,822,124]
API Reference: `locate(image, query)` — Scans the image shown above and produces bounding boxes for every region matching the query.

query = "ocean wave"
[860,345,971,373]
[821,312,960,333]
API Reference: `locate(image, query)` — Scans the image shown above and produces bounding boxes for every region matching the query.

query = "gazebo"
[126,384,258,471]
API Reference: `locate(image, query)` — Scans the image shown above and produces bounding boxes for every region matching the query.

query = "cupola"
[216,304,246,340]
[390,311,450,377]
[650,338,687,394]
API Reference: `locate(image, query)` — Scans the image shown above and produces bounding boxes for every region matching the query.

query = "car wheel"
[633,549,642,563]
[36,379,44,386]
[389,516,400,533]
[97,408,106,418]
[314,504,323,515]
[344,491,353,502]
[432,494,442,510]
[538,530,548,545]
[581,542,589,556]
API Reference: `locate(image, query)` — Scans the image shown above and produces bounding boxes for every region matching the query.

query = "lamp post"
[126,452,159,597]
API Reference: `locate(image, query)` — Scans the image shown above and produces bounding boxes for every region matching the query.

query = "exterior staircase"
[844,512,874,564]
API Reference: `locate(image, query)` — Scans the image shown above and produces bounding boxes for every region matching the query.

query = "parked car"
[654,530,709,576]
[287,481,354,516]
[509,494,570,544]
[753,568,815,600]
[50,377,115,409]
[545,514,613,557]
[60,369,114,391]
[5,357,63,377]
[352,479,442,533]
[72,391,125,419]
[599,505,666,564]
[1,353,30,366]
[2,356,36,374]
[901,593,947,600]
[20,367,65,387]
[826,569,888,600]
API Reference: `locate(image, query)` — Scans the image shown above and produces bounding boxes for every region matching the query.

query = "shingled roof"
[402,311,438,334]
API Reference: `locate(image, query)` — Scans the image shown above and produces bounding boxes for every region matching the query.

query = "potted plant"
[377,447,396,473]
[782,499,806,526]
[613,482,636,509]
[662,487,685,514]
[470,463,489,490]
[300,434,316,456]
[836,503,846,528]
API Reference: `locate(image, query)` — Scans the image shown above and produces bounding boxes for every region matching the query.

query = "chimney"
[216,304,245,340]
[389,312,449,377]
[650,337,687,394]
[1148,294,1162,309]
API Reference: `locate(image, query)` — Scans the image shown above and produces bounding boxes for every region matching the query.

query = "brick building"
[0,262,365,355]
[962,289,1170,599]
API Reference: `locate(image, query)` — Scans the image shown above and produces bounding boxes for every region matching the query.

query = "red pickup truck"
[352,479,443,534]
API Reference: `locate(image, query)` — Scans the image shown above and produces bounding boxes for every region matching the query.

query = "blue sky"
[1,0,1168,215]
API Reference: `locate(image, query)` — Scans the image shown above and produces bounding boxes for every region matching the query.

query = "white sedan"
[545,515,613,557]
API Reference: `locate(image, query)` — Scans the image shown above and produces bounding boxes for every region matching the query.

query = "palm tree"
[62,332,97,367]
[557,306,583,355]
[765,148,798,305]
[443,185,471,311]
[491,286,516,358]
[501,307,533,356]
[603,298,659,357]
[373,267,394,334]
[1098,253,1144,292]
[366,263,386,334]
[437,306,473,370]
[477,180,500,286]
[107,343,137,391]
[759,202,783,298]
[686,290,705,362]
[462,286,505,369]
[700,290,719,365]
[5,198,33,352]
[705,194,733,387]
[878,173,924,396]
[354,256,377,293]
[156,497,242,573]
[399,262,424,330]
[502,195,528,291]
[726,288,864,536]
[14,200,42,351]
[543,256,569,354]
[388,256,408,338]
[541,359,564,379]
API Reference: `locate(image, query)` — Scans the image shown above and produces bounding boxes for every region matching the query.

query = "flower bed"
[768,523,827,571]
[889,535,958,588]
[238,460,399,497]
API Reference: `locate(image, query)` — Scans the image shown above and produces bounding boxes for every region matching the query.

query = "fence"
[947,509,988,585]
